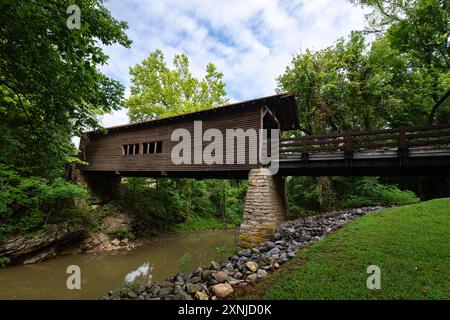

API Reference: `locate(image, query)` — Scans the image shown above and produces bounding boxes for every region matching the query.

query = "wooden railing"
[280,124,450,161]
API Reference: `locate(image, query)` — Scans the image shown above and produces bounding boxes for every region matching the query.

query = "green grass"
[240,198,450,300]
[172,215,237,233]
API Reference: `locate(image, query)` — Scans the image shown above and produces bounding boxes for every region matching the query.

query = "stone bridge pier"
[239,168,288,248]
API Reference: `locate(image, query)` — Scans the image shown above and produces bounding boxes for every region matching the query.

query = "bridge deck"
[278,146,450,176]
[278,124,450,176]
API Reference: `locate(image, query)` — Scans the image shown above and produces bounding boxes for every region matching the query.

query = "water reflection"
[124,262,152,285]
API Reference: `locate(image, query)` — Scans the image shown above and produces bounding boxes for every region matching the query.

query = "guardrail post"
[301,136,309,165]
[398,126,408,166]
[344,132,353,168]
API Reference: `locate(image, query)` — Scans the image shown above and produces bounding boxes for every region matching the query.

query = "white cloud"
[94,0,369,129]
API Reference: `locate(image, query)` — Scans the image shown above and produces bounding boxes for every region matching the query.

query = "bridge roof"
[94,93,299,133]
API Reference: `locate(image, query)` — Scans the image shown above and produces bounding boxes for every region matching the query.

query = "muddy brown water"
[0,229,239,299]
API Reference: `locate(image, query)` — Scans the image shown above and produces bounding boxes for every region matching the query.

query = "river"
[0,229,238,299]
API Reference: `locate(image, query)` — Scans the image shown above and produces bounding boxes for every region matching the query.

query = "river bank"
[0,209,239,267]
[101,206,387,300]
[0,229,239,299]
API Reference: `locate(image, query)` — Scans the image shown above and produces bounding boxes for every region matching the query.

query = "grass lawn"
[237,198,450,300]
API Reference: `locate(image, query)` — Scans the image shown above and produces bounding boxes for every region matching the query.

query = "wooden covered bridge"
[76,93,450,247]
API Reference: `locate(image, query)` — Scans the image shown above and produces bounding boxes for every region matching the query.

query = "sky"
[96,0,370,128]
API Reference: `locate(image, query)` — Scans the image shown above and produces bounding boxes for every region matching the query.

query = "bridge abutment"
[70,166,122,203]
[239,168,288,248]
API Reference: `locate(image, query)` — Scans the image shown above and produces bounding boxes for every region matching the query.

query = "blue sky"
[97,0,369,127]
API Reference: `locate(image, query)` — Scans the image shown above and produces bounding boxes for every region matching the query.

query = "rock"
[210,261,221,271]
[256,269,268,278]
[245,261,258,272]
[227,277,240,285]
[23,247,56,264]
[159,281,173,287]
[234,271,243,279]
[265,241,276,249]
[158,286,174,297]
[103,214,132,233]
[187,276,201,284]
[266,247,280,257]
[149,284,161,296]
[273,262,280,269]
[195,291,209,300]
[212,283,234,298]
[201,270,214,281]
[224,263,234,271]
[121,288,137,299]
[246,274,258,283]
[185,283,202,294]
[111,239,120,246]
[238,248,252,257]
[173,285,184,295]
[0,223,82,263]
[213,271,228,283]
[175,291,193,300]
[134,285,146,295]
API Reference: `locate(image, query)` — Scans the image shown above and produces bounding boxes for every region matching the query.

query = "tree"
[0,0,131,177]
[352,0,450,124]
[277,31,400,135]
[126,50,228,121]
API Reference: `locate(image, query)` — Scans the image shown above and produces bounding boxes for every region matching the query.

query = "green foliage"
[0,0,131,178]
[173,215,236,233]
[287,176,419,217]
[215,245,238,256]
[178,253,193,273]
[249,198,450,300]
[118,177,245,235]
[107,226,135,241]
[0,165,89,240]
[126,50,228,121]
[339,177,419,207]
[0,257,11,268]
[352,0,450,124]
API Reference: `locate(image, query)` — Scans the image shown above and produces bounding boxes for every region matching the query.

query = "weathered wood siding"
[80,105,263,173]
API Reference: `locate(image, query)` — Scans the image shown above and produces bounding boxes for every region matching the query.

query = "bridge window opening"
[141,141,162,154]
[123,144,140,155]
[156,141,163,153]
[143,142,148,154]
[149,142,156,154]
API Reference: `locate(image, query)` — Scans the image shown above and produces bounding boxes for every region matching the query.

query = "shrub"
[0,257,11,268]
[119,177,245,234]
[0,165,89,240]
[287,176,419,217]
